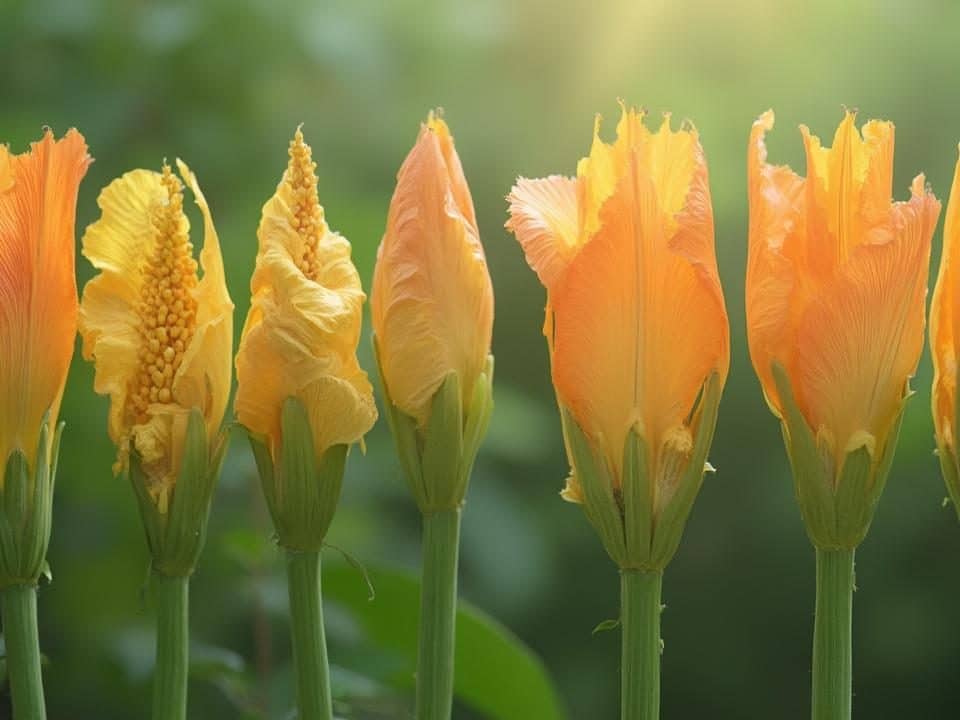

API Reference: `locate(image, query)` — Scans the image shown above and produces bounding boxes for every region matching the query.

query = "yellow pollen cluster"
[286,128,326,281]
[128,164,199,425]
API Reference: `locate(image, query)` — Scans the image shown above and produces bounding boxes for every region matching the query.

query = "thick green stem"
[152,573,189,720]
[415,509,461,720]
[620,569,662,720]
[286,550,332,720]
[1,584,46,720]
[812,548,854,720]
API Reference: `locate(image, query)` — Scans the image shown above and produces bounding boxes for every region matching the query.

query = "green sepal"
[372,333,494,514]
[650,371,722,567]
[372,334,424,502]
[561,408,628,568]
[563,372,722,571]
[773,362,910,549]
[0,412,61,588]
[243,397,348,552]
[621,426,652,564]
[128,408,227,577]
[773,363,837,547]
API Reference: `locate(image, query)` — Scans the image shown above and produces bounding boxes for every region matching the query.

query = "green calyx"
[128,408,229,578]
[247,396,348,553]
[772,363,906,550]
[0,411,62,588]
[564,372,722,571]
[373,335,494,515]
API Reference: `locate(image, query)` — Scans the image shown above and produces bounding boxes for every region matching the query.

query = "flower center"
[128,164,199,426]
[286,128,326,281]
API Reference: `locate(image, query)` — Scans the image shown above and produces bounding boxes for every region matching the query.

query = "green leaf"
[591,618,621,635]
[323,564,567,720]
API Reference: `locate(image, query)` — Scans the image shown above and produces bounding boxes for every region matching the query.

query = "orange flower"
[0,129,91,472]
[507,106,728,568]
[747,111,939,479]
[931,147,960,510]
[371,113,494,429]
[508,107,728,496]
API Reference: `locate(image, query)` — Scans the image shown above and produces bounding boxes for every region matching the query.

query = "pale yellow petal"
[505,175,580,289]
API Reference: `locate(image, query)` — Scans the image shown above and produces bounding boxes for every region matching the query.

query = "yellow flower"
[747,110,939,474]
[932,146,960,511]
[371,113,494,428]
[507,105,728,569]
[235,128,376,462]
[79,160,233,511]
[0,129,91,473]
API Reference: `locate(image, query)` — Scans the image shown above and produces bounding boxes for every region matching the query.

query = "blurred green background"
[3,0,960,717]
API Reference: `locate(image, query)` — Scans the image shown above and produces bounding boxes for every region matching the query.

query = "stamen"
[127,163,199,425]
[286,128,326,281]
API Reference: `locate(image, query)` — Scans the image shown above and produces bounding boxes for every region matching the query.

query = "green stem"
[1,584,46,720]
[152,573,189,720]
[286,550,332,720]
[415,508,461,720]
[812,548,854,720]
[620,569,662,720]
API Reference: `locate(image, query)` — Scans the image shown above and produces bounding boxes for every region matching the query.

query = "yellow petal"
[235,128,376,459]
[371,114,494,425]
[0,129,91,470]
[932,148,960,451]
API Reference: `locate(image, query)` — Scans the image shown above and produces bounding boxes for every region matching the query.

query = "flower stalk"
[812,549,854,720]
[152,573,189,720]
[1,584,46,720]
[286,550,333,720]
[415,509,462,720]
[620,569,662,720]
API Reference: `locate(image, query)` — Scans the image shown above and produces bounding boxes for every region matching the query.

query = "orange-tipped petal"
[0,129,91,471]
[371,114,494,425]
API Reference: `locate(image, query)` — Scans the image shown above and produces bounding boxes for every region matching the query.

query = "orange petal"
[745,111,806,414]
[0,129,91,469]
[931,153,960,449]
[505,175,579,289]
[793,176,939,454]
[552,150,728,481]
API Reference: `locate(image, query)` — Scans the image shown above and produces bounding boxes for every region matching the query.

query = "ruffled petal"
[0,129,91,467]
[505,175,579,290]
[79,169,166,444]
[171,159,234,445]
[745,111,806,414]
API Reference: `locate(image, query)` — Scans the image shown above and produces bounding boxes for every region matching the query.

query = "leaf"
[591,618,620,635]
[323,564,568,720]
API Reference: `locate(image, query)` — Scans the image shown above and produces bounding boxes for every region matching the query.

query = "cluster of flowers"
[1,104,958,720]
